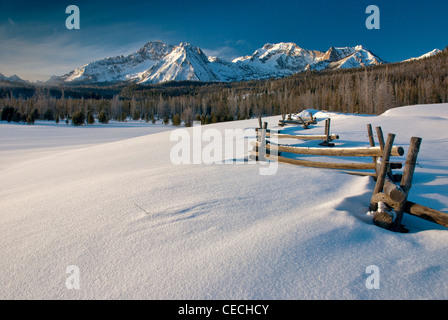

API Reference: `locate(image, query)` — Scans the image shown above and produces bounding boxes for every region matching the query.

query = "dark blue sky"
[1,0,447,81]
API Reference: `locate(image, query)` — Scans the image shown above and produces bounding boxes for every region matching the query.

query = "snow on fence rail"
[251,119,448,232]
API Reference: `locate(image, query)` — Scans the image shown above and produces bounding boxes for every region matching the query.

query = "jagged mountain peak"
[322,45,367,62]
[262,42,300,51]
[138,40,173,54]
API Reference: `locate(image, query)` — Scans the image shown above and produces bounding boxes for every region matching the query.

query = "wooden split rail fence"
[251,119,448,232]
[278,112,317,129]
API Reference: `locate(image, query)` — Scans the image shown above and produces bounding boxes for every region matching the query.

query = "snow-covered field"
[1,104,447,299]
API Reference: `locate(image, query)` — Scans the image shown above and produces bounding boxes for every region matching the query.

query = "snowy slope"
[1,104,447,299]
[403,49,442,62]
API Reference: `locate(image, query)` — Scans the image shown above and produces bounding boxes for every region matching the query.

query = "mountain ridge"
[1,42,440,85]
[51,41,387,85]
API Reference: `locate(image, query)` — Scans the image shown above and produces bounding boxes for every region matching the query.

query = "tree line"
[1,48,447,126]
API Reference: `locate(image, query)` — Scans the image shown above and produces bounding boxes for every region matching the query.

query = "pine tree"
[172,114,181,126]
[87,111,95,124]
[210,112,217,123]
[133,110,140,121]
[98,110,109,124]
[26,114,34,125]
[43,109,54,121]
[71,111,85,126]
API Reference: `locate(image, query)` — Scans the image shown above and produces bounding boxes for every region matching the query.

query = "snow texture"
[1,104,448,299]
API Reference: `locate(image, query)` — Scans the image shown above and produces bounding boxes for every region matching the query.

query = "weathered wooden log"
[250,151,376,170]
[252,141,403,157]
[376,126,394,178]
[301,117,317,124]
[319,118,334,147]
[371,192,399,208]
[367,124,377,165]
[278,117,313,128]
[376,126,385,151]
[256,128,267,161]
[266,132,340,141]
[383,175,406,204]
[341,170,377,177]
[390,137,423,231]
[405,201,448,228]
[298,116,309,129]
[367,124,376,148]
[371,193,448,228]
[373,201,396,229]
[375,160,403,174]
[278,119,306,125]
[369,133,396,212]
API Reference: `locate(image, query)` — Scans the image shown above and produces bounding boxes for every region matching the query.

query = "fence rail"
[252,116,448,232]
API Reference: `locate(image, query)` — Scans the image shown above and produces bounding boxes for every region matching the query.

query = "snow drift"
[0,104,447,299]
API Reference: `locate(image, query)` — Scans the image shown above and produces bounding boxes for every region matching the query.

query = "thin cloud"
[0,32,117,81]
[8,18,15,26]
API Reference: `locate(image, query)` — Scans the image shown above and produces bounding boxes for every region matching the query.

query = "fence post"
[390,137,422,232]
[319,118,334,147]
[367,124,377,166]
[256,126,267,162]
[375,126,394,178]
[369,133,396,212]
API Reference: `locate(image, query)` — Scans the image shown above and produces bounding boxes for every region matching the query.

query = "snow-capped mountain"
[403,49,441,62]
[0,73,27,83]
[231,42,327,79]
[54,41,386,85]
[305,45,385,71]
[61,40,174,83]
[138,42,222,83]
[326,45,385,69]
